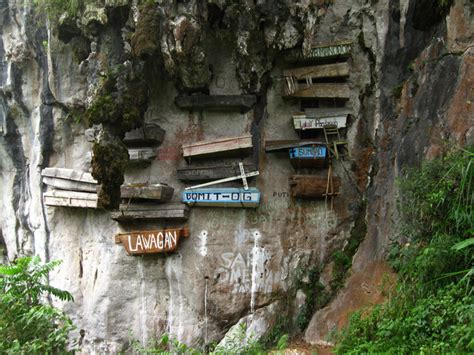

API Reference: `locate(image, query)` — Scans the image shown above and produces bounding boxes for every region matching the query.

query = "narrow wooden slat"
[175,95,257,111]
[283,62,349,80]
[303,107,352,118]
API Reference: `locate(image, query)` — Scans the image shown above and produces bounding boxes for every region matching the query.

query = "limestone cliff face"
[0,0,472,352]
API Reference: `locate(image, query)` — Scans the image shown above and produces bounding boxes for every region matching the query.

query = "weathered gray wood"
[182,135,253,159]
[284,42,352,62]
[175,95,257,111]
[42,177,97,193]
[284,83,351,98]
[290,175,341,198]
[123,124,165,147]
[128,148,156,163]
[120,184,173,201]
[111,204,189,221]
[177,163,257,181]
[283,62,349,81]
[41,168,96,184]
[43,190,98,209]
[265,140,326,152]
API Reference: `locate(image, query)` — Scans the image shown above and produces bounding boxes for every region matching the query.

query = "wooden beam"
[182,135,253,159]
[41,168,96,184]
[265,140,326,152]
[111,204,189,221]
[289,175,341,198]
[283,62,349,80]
[123,124,165,147]
[175,95,257,111]
[42,176,97,193]
[284,83,351,98]
[303,107,353,118]
[120,184,174,202]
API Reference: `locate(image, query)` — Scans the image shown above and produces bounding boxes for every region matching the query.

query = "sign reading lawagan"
[114,227,189,255]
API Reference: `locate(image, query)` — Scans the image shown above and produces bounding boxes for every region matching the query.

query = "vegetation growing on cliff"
[0,257,75,353]
[335,147,474,353]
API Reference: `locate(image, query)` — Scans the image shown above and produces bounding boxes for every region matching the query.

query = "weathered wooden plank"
[283,62,349,81]
[182,188,260,208]
[123,124,165,147]
[289,145,329,169]
[265,140,326,152]
[284,83,351,98]
[114,227,190,255]
[128,148,156,163]
[284,42,352,62]
[177,163,257,181]
[42,176,97,193]
[41,168,97,184]
[175,95,257,111]
[120,184,173,201]
[111,204,189,221]
[182,135,253,159]
[289,175,341,198]
[293,115,347,130]
[43,190,98,209]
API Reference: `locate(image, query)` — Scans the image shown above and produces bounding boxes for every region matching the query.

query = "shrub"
[0,256,75,353]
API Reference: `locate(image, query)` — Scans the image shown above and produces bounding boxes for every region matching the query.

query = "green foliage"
[335,147,474,354]
[212,323,265,355]
[34,0,84,20]
[0,256,75,353]
[131,333,201,354]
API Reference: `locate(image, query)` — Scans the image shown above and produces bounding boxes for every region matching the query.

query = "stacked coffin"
[111,183,189,222]
[42,168,99,208]
[84,123,165,166]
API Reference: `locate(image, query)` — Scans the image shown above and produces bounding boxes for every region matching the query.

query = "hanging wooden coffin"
[120,184,173,202]
[283,82,350,98]
[41,168,98,193]
[177,163,257,181]
[111,203,189,221]
[175,95,257,112]
[114,227,190,255]
[128,148,156,164]
[290,175,341,198]
[123,124,165,147]
[181,135,253,159]
[182,188,260,208]
[289,145,329,168]
[284,42,352,62]
[43,190,98,209]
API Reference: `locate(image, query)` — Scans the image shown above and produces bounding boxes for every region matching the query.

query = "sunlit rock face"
[0,0,472,352]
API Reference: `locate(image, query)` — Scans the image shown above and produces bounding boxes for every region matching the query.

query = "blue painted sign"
[289,145,327,159]
[182,188,260,208]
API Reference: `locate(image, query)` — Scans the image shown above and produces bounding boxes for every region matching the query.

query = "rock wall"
[0,0,472,352]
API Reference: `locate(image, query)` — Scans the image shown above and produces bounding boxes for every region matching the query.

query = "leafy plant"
[0,256,75,353]
[335,146,474,353]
